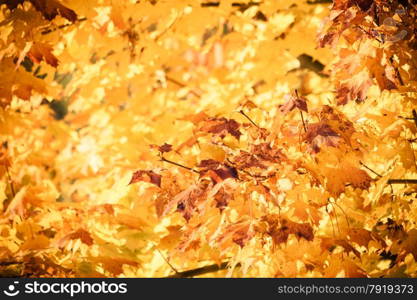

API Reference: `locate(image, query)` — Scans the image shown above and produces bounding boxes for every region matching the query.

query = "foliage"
[0,0,417,278]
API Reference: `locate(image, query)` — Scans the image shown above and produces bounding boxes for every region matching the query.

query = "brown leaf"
[158,143,173,153]
[279,92,308,115]
[263,215,314,246]
[251,142,286,163]
[129,170,162,187]
[304,122,341,153]
[28,42,59,67]
[199,117,242,140]
[198,159,238,182]
[30,0,77,22]
[233,150,266,169]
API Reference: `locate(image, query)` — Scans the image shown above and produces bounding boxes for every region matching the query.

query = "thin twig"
[359,161,382,178]
[294,90,307,133]
[157,249,179,275]
[160,156,199,174]
[239,110,259,128]
[387,179,417,184]
[329,202,341,235]
[299,110,307,133]
[331,200,351,229]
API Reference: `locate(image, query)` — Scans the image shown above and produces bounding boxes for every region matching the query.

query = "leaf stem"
[299,109,307,133]
[239,110,259,128]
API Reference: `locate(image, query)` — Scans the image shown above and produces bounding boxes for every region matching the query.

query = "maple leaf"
[336,71,373,105]
[57,229,94,247]
[233,150,266,169]
[207,178,237,211]
[279,91,308,115]
[199,117,242,140]
[159,225,183,250]
[304,122,341,153]
[263,215,314,246]
[129,170,162,187]
[158,143,173,153]
[251,142,286,163]
[163,183,209,221]
[348,228,386,248]
[30,0,77,22]
[28,42,59,67]
[217,220,254,248]
[306,150,373,196]
[150,143,173,154]
[320,237,361,257]
[89,257,139,276]
[2,0,77,22]
[198,159,238,183]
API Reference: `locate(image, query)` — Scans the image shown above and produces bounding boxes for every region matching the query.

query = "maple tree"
[0,0,417,278]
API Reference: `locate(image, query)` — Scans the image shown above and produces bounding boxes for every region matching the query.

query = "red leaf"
[129,170,162,187]
[151,143,173,153]
[58,229,94,247]
[28,42,59,67]
[199,117,241,140]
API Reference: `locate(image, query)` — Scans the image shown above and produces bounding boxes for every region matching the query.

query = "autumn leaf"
[198,159,238,183]
[28,42,59,67]
[30,0,77,22]
[154,143,173,154]
[217,220,254,248]
[262,215,314,246]
[2,0,77,22]
[199,117,242,140]
[89,257,139,276]
[163,183,209,221]
[304,122,341,153]
[58,229,94,247]
[129,170,162,187]
[279,91,308,115]
[1,0,417,279]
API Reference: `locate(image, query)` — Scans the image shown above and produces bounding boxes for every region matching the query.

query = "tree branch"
[165,261,233,278]
[387,179,417,184]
